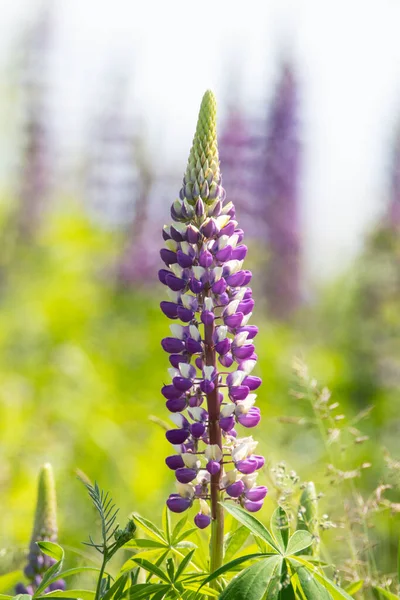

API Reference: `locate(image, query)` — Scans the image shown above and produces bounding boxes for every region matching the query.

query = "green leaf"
[270,507,290,552]
[221,503,280,553]
[0,571,23,594]
[34,561,63,597]
[166,558,175,582]
[199,553,266,589]
[162,506,171,544]
[285,531,313,556]
[373,588,400,600]
[224,526,250,563]
[345,581,364,595]
[173,529,198,545]
[45,567,102,585]
[132,558,169,583]
[219,556,283,600]
[290,558,353,600]
[37,542,64,563]
[131,514,166,544]
[127,539,167,550]
[127,583,171,599]
[171,516,188,544]
[295,565,332,600]
[102,573,129,600]
[37,591,95,600]
[174,550,195,581]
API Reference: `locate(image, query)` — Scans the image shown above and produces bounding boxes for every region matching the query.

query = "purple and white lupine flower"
[16,464,65,595]
[159,91,266,571]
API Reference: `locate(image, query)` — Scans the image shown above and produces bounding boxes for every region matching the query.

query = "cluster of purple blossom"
[159,91,267,529]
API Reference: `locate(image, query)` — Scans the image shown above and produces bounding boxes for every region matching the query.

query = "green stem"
[94,552,107,600]
[204,318,224,580]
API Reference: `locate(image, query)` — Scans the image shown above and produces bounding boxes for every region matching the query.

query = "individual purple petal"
[226,271,246,287]
[218,292,230,305]
[226,480,245,498]
[235,457,259,474]
[175,468,197,483]
[170,226,184,242]
[224,313,243,328]
[200,219,216,237]
[245,486,268,501]
[158,269,171,285]
[166,397,188,412]
[49,580,66,592]
[219,415,235,432]
[191,422,206,438]
[237,299,254,315]
[167,494,192,513]
[169,354,188,368]
[177,306,194,322]
[165,455,185,470]
[186,338,203,354]
[162,385,184,400]
[173,377,193,392]
[177,250,194,268]
[215,338,231,355]
[187,225,200,243]
[160,301,179,319]
[237,325,258,339]
[219,353,234,367]
[220,221,236,236]
[199,250,213,268]
[162,338,185,353]
[243,499,263,512]
[231,245,247,260]
[166,274,186,292]
[212,278,227,294]
[194,512,211,529]
[215,246,232,262]
[189,278,203,294]
[233,345,255,360]
[254,455,265,469]
[200,379,215,394]
[206,460,221,475]
[201,310,215,325]
[237,407,261,428]
[160,248,178,265]
[229,385,250,401]
[166,429,190,444]
[195,357,204,370]
[242,270,252,285]
[242,376,262,390]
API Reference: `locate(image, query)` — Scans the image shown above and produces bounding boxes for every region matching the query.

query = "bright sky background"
[1,0,400,282]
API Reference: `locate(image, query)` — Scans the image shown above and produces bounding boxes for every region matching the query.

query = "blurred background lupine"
[15,464,65,595]
[0,1,399,597]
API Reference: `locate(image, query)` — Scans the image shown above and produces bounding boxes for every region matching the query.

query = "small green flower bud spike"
[32,463,58,542]
[297,481,320,557]
[183,91,221,206]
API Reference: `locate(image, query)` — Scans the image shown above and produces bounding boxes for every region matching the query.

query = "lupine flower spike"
[159,91,266,572]
[16,464,65,595]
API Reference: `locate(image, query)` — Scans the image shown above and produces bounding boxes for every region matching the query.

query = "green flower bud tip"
[297,481,319,556]
[32,463,58,543]
[184,90,220,205]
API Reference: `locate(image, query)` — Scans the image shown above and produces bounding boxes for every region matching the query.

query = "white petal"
[216,325,228,341]
[224,299,240,316]
[170,324,185,339]
[199,498,211,515]
[196,469,211,483]
[203,365,215,380]
[189,324,201,341]
[242,473,258,488]
[179,363,192,379]
[176,482,195,498]
[215,214,231,229]
[204,297,214,311]
[221,404,236,417]
[221,201,234,215]
[218,235,229,250]
[181,293,195,309]
[204,444,223,462]
[234,288,247,301]
[188,407,204,421]
[240,360,257,374]
[165,239,178,251]
[228,234,239,248]
[180,241,190,254]
[230,371,246,387]
[170,264,183,277]
[170,413,186,427]
[241,312,252,326]
[234,332,249,347]
[213,266,223,282]
[192,266,205,279]
[167,289,180,302]
[168,367,179,379]
[182,454,200,468]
